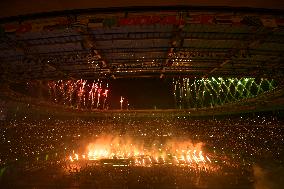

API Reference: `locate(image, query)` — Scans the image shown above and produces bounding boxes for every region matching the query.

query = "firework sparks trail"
[103,89,109,109]
[173,77,276,108]
[47,80,110,110]
[77,79,87,108]
[89,82,95,109]
[97,88,102,108]
[47,81,54,100]
[120,96,124,110]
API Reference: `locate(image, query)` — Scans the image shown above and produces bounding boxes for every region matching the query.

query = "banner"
[261,18,277,28]
[118,15,185,26]
[1,12,283,34]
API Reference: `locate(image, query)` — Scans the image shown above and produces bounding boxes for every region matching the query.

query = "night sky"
[109,78,175,109]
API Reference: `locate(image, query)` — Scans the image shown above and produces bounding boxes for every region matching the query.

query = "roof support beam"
[204,28,275,77]
[80,27,108,68]
[1,34,71,80]
[162,13,185,78]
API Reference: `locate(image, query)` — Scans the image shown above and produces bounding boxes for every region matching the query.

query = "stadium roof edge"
[0,5,283,23]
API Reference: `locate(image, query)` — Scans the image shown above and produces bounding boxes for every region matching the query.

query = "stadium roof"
[1,1,284,18]
[0,6,284,81]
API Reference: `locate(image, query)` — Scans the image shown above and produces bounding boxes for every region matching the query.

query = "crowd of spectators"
[0,112,283,188]
[0,114,283,167]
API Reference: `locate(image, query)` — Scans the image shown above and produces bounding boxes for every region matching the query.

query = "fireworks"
[120,96,124,110]
[68,135,214,170]
[48,79,110,110]
[173,77,276,108]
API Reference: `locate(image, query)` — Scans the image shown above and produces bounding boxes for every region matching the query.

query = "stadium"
[0,1,284,188]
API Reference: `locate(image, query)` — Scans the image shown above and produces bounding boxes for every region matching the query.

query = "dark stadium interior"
[0,1,284,189]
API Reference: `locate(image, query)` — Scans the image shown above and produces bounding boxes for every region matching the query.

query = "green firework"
[173,77,277,109]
